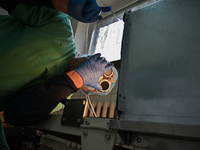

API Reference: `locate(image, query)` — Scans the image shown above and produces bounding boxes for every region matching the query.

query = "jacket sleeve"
[4,73,78,127]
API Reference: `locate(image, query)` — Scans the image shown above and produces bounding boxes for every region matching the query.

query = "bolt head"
[83,131,88,136]
[137,138,142,143]
[76,119,82,124]
[105,134,111,140]
[85,120,90,125]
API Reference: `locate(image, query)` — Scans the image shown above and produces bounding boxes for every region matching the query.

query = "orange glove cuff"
[0,111,13,128]
[67,70,84,89]
[52,0,69,14]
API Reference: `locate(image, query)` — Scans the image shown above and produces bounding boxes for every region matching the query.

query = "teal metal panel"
[118,0,200,125]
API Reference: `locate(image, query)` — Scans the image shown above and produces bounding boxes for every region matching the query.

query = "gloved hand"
[75,53,113,91]
[68,0,112,23]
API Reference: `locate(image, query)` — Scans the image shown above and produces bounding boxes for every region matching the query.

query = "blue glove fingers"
[98,58,113,74]
[100,57,106,61]
[100,59,108,66]
[83,1,111,22]
[84,0,98,12]
[96,55,105,61]
[86,7,112,22]
[85,7,112,22]
[104,63,114,74]
[84,10,102,22]
[93,83,103,92]
[75,53,112,91]
[100,6,112,13]
[92,53,101,60]
[88,16,102,22]
[96,57,107,66]
[67,0,110,23]
[83,2,101,21]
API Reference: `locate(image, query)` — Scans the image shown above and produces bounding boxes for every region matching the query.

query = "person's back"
[0,4,76,110]
[0,1,114,149]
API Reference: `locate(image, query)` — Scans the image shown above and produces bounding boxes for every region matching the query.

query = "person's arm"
[4,54,113,127]
[4,73,79,127]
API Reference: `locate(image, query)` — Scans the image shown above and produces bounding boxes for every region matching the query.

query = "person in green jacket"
[0,0,112,149]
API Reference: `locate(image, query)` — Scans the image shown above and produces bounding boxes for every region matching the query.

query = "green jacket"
[0,4,76,110]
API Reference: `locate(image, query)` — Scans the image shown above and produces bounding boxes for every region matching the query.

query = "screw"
[85,120,90,125]
[137,138,142,143]
[61,117,66,122]
[83,131,88,136]
[106,122,110,127]
[76,119,82,124]
[105,134,111,140]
